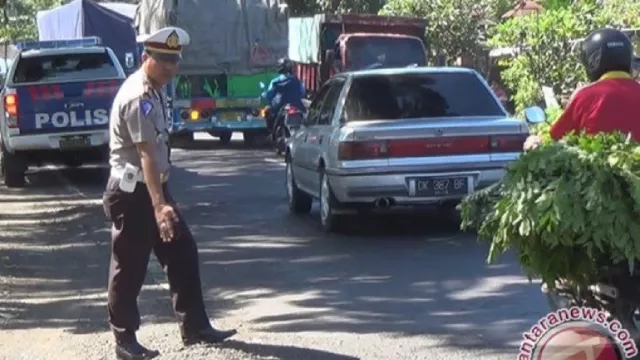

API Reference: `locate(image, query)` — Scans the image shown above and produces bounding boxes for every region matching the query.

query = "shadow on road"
[166,156,545,352]
[221,340,359,360]
[0,148,543,356]
[173,138,271,152]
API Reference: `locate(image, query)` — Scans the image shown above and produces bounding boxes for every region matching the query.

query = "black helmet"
[277,58,293,74]
[581,28,633,82]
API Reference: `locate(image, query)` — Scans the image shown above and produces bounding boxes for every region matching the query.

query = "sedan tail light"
[489,134,528,152]
[338,140,389,160]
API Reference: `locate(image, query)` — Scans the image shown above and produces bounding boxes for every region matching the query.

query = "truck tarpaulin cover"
[36,0,137,63]
[288,15,323,64]
[135,0,288,74]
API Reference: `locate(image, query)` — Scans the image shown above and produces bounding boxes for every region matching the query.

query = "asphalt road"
[0,133,550,360]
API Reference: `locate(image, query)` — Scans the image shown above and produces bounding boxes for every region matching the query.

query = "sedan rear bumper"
[326,164,507,205]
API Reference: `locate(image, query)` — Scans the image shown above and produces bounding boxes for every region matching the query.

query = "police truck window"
[13,52,119,84]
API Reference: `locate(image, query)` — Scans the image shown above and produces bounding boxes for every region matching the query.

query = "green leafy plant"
[460,132,640,289]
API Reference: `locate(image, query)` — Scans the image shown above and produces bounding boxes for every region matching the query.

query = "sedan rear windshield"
[343,72,505,121]
[12,51,119,84]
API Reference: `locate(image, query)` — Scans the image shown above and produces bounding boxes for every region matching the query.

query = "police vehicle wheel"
[0,144,26,188]
[285,160,312,215]
[219,131,232,145]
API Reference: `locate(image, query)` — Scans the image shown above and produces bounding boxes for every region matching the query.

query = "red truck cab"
[330,33,426,73]
[289,14,428,95]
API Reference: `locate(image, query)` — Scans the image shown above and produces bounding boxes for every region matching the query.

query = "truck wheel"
[1,143,26,188]
[243,132,256,147]
[219,131,232,145]
[170,133,193,148]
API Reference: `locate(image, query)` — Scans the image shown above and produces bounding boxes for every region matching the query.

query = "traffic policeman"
[103,27,236,360]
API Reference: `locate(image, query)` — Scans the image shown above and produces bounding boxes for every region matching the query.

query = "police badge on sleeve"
[140,99,154,117]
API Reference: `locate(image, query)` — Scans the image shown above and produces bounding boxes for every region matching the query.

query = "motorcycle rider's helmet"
[581,28,633,82]
[277,58,294,75]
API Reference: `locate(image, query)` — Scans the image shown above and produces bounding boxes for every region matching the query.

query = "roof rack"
[16,37,103,51]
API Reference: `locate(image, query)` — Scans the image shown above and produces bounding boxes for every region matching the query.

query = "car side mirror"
[524,106,546,125]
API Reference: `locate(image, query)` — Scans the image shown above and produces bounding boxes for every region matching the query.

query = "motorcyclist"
[261,58,305,134]
[524,28,640,150]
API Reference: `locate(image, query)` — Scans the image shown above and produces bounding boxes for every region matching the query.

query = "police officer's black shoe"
[181,326,237,346]
[115,339,160,360]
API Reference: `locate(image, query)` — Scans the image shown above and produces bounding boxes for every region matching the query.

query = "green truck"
[135,0,288,145]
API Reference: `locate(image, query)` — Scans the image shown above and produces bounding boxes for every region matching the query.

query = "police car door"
[9,47,122,138]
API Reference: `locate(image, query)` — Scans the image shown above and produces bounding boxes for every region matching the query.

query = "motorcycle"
[258,81,304,156]
[542,262,640,338]
[272,104,303,156]
[524,106,640,337]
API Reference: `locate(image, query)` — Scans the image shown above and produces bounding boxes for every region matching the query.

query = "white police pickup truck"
[0,37,126,187]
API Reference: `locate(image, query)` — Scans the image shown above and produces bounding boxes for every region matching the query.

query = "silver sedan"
[285,67,529,233]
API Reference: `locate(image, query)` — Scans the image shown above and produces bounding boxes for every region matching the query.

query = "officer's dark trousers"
[103,177,209,338]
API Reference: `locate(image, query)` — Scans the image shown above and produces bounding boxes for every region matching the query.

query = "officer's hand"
[154,204,179,242]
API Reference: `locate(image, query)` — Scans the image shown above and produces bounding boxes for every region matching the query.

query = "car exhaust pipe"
[374,197,393,209]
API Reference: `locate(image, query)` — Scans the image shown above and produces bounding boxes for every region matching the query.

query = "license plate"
[411,177,469,197]
[59,135,90,149]
[219,112,244,121]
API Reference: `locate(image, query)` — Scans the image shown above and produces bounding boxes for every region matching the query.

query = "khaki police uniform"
[103,27,211,341]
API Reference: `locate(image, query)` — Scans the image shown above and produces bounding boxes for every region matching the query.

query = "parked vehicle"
[289,14,428,97]
[0,37,126,187]
[284,67,528,232]
[136,0,288,146]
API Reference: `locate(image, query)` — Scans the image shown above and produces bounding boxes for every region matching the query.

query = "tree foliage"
[489,0,640,114]
[286,0,385,16]
[379,0,511,65]
[1,0,65,43]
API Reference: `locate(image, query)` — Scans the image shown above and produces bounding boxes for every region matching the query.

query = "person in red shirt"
[525,28,640,149]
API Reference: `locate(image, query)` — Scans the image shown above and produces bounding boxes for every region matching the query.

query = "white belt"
[110,167,169,184]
